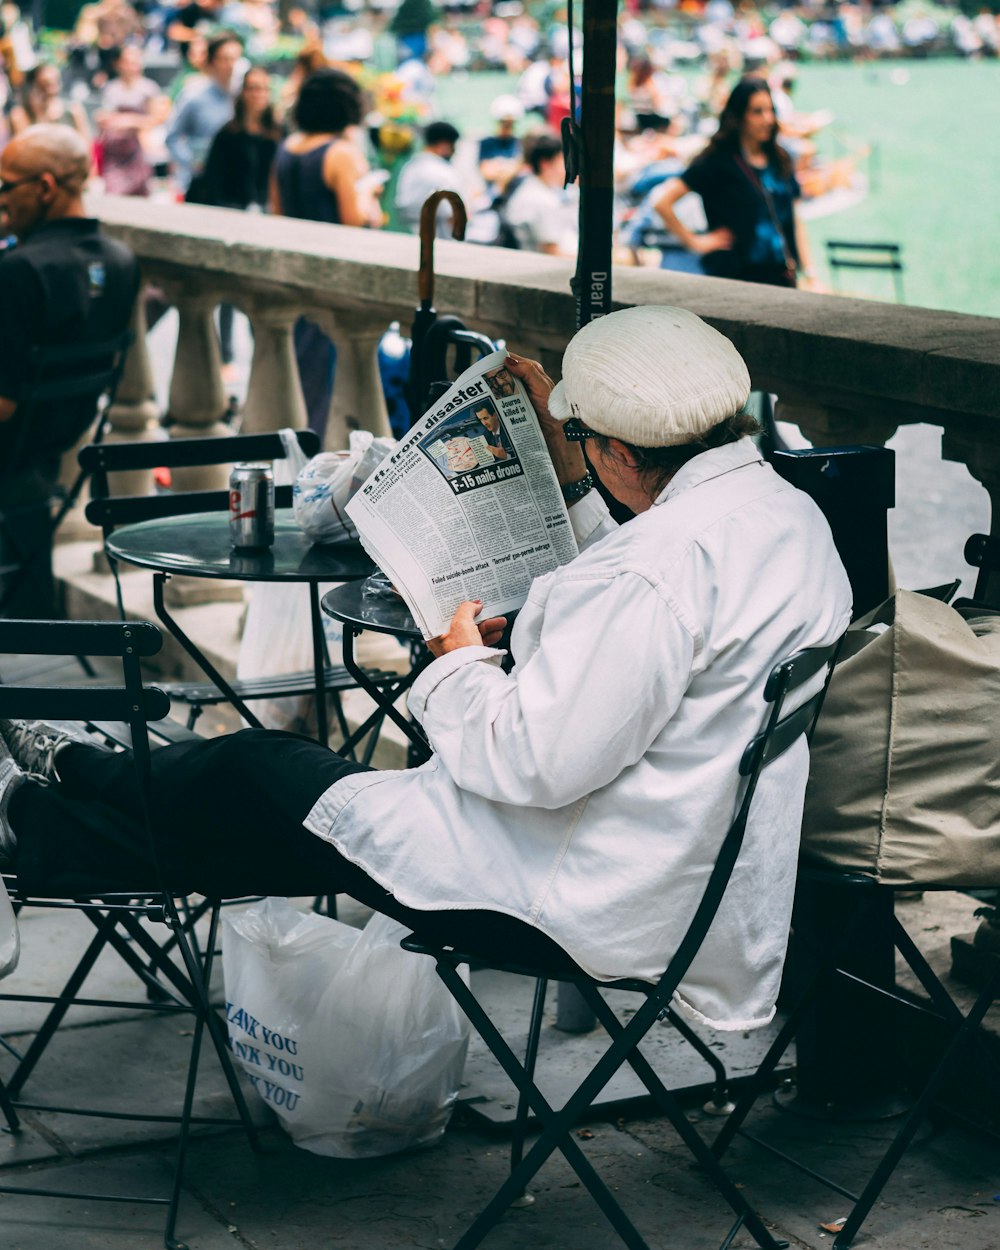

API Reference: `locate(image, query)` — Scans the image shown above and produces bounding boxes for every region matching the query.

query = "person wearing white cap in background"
[0,306,850,1031]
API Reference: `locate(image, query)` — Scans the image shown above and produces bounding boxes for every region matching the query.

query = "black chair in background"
[0,617,263,1250]
[402,640,842,1250]
[825,240,905,303]
[963,532,1000,606]
[0,330,132,620]
[79,430,397,752]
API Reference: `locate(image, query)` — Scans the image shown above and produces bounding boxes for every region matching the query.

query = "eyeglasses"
[562,417,599,442]
[0,173,42,196]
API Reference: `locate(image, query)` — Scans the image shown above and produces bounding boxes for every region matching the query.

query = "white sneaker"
[0,738,25,865]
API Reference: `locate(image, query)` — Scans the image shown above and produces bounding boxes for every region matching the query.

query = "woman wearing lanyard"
[654,76,818,289]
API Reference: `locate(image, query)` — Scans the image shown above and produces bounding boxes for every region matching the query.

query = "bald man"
[0,124,139,614]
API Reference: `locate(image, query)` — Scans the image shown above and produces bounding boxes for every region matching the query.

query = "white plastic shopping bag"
[222,898,470,1158]
[293,430,396,544]
[0,876,20,979]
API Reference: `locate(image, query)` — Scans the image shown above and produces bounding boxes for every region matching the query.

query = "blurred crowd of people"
[0,0,988,392]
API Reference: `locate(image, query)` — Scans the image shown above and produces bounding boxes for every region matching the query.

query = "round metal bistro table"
[106,510,375,743]
[320,579,432,764]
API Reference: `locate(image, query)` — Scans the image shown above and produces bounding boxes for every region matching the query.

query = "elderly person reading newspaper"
[0,306,850,1030]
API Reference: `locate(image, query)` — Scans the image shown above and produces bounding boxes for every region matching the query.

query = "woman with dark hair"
[10,63,91,138]
[196,66,279,211]
[270,68,382,437]
[191,67,281,375]
[654,76,817,288]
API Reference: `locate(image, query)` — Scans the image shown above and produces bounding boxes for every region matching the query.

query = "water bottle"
[377,321,412,441]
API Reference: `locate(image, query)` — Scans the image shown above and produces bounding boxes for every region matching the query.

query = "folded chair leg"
[172,905,265,1157]
[0,1076,20,1133]
[581,985,787,1250]
[436,960,655,1250]
[5,911,119,1098]
[437,959,769,1250]
[163,989,209,1250]
[113,907,265,1157]
[830,961,1000,1249]
[510,976,548,1200]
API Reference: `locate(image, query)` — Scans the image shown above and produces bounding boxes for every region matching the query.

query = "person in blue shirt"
[165,31,242,194]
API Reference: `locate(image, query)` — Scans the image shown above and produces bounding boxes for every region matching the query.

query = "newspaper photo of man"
[484,364,518,400]
[473,403,516,460]
[417,400,520,485]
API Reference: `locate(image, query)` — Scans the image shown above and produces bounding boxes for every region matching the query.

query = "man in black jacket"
[0,124,139,614]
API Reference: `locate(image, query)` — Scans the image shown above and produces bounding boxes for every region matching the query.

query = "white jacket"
[305,438,852,1029]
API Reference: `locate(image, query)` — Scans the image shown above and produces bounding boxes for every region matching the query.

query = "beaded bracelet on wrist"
[560,472,594,505]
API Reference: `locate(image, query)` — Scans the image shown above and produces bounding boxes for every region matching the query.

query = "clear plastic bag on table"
[236,429,342,732]
[0,876,19,979]
[293,430,397,544]
[222,898,470,1158]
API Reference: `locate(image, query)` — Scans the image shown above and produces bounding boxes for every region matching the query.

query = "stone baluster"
[155,279,243,608]
[942,429,1000,605]
[310,308,391,450]
[102,290,163,497]
[240,299,307,435]
[161,278,231,491]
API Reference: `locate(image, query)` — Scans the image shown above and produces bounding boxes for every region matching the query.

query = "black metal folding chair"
[79,430,398,752]
[825,240,905,303]
[401,640,842,1250]
[0,617,263,1250]
[0,330,131,620]
[706,535,1000,1248]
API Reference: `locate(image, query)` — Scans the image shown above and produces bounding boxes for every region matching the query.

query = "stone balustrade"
[88,194,1000,599]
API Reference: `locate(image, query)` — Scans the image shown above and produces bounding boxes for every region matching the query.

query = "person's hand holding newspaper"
[427,601,508,657]
[345,348,580,640]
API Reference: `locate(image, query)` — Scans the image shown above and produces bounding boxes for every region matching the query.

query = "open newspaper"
[346,350,579,639]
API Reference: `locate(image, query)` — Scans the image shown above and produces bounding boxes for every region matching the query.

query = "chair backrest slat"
[740,688,825,777]
[0,685,169,723]
[79,430,319,476]
[85,484,294,529]
[0,618,162,657]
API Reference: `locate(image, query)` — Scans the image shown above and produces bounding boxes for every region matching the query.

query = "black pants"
[10,729,576,971]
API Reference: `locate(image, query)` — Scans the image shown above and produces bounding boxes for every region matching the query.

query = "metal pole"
[556,0,619,1035]
[572,0,618,330]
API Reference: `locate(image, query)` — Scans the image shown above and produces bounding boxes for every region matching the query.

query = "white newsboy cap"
[547,306,752,448]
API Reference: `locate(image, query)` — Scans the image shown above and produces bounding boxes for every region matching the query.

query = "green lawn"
[436,58,1000,319]
[793,59,1000,316]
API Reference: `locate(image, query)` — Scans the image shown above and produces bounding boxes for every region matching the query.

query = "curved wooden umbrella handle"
[418,191,468,306]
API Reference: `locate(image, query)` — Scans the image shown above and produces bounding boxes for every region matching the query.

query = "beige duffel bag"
[801,588,1000,886]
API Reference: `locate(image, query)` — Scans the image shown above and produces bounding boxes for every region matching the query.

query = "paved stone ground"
[3,889,1000,1250]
